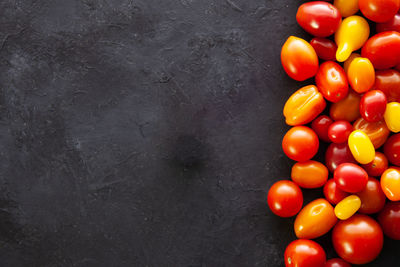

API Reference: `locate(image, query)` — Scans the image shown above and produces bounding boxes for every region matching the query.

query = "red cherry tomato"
[282,126,319,162]
[296,2,341,37]
[373,69,400,102]
[378,201,400,240]
[325,258,351,267]
[284,239,326,267]
[356,177,386,214]
[384,133,400,166]
[267,180,303,217]
[332,214,383,265]
[362,151,389,177]
[323,179,350,205]
[359,0,400,23]
[328,120,353,143]
[312,115,333,142]
[376,13,400,33]
[360,90,387,122]
[325,143,357,172]
[310,37,337,61]
[316,61,348,102]
[334,163,368,193]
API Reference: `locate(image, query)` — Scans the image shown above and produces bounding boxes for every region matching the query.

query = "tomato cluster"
[269,1,400,266]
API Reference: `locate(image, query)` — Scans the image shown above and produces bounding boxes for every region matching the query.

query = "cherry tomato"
[360,90,387,122]
[296,2,341,37]
[343,52,360,73]
[325,258,351,267]
[323,179,350,204]
[348,130,375,164]
[381,168,400,201]
[384,102,400,133]
[332,214,383,265]
[291,160,328,188]
[281,36,319,81]
[373,69,400,102]
[282,126,319,162]
[334,194,361,220]
[356,177,386,214]
[334,163,368,193]
[284,239,326,267]
[328,120,352,143]
[376,13,400,33]
[267,180,303,217]
[378,201,400,240]
[347,57,375,93]
[330,90,360,121]
[359,0,400,23]
[316,61,348,102]
[361,31,400,70]
[312,115,334,142]
[284,85,326,126]
[353,118,390,149]
[325,143,357,172]
[384,133,400,166]
[362,152,389,177]
[333,0,359,17]
[310,37,337,61]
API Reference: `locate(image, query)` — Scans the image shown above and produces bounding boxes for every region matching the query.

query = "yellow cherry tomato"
[348,130,375,164]
[334,195,361,220]
[334,0,359,17]
[384,102,400,133]
[344,53,360,74]
[335,16,370,62]
[347,57,375,93]
[381,168,400,201]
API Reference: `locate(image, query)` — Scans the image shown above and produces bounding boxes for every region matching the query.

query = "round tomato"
[316,61,348,102]
[378,201,400,240]
[267,180,303,217]
[381,168,400,201]
[291,160,328,188]
[282,126,319,162]
[359,0,400,23]
[362,151,389,177]
[330,90,361,121]
[384,133,400,166]
[328,120,353,143]
[353,117,390,149]
[311,115,333,142]
[334,163,368,193]
[323,179,349,204]
[325,258,351,267]
[284,239,326,267]
[373,69,400,102]
[332,214,383,265]
[360,90,387,122]
[356,177,386,214]
[376,13,400,33]
[325,143,356,172]
[310,37,337,61]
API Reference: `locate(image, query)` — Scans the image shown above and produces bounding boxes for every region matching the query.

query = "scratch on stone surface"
[226,0,243,12]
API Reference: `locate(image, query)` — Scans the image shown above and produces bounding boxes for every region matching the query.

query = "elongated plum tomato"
[359,0,400,23]
[376,13,400,33]
[311,115,333,142]
[315,61,348,102]
[333,0,359,17]
[353,118,390,149]
[381,168,400,201]
[334,163,368,193]
[323,179,349,204]
[384,102,400,133]
[328,120,352,143]
[348,130,375,164]
[296,2,341,37]
[332,214,383,265]
[282,126,319,162]
[294,198,337,239]
[362,152,389,177]
[267,180,303,217]
[291,160,328,188]
[325,258,351,267]
[361,31,400,69]
[347,57,375,93]
[334,195,361,220]
[281,36,319,81]
[384,133,400,166]
[356,177,386,214]
[283,85,326,126]
[360,90,387,122]
[284,239,326,267]
[325,143,356,172]
[330,90,360,121]
[373,69,400,102]
[310,37,337,61]
[378,201,400,240]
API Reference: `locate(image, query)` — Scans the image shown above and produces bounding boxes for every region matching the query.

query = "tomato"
[267,180,303,217]
[334,195,361,220]
[343,52,360,73]
[281,36,319,81]
[356,177,386,214]
[284,85,326,126]
[373,69,400,102]
[291,160,328,188]
[334,163,368,193]
[316,61,348,102]
[384,102,400,133]
[294,198,337,239]
[347,57,375,93]
[376,13,400,33]
[310,38,337,61]
[384,133,400,166]
[333,0,359,17]
[362,152,389,177]
[359,90,387,123]
[330,90,361,121]
[359,0,400,23]
[325,258,351,267]
[328,120,352,143]
[323,179,350,204]
[353,118,390,149]
[332,214,383,265]
[284,239,326,267]
[282,126,319,162]
[348,130,375,164]
[312,115,333,142]
[361,31,400,70]
[378,201,400,240]
[296,2,341,37]
[325,143,356,172]
[381,168,400,201]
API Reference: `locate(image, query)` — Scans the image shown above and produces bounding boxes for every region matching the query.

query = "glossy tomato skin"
[282,126,319,162]
[373,69,400,102]
[376,13,400,33]
[334,163,368,193]
[360,90,387,122]
[330,90,361,121]
[325,143,357,172]
[296,2,341,37]
[378,201,400,239]
[384,134,400,166]
[281,36,319,81]
[291,160,328,188]
[328,120,353,143]
[347,57,375,93]
[353,117,390,149]
[323,179,350,204]
[325,258,351,267]
[312,115,333,142]
[310,37,337,61]
[359,0,400,23]
[316,61,348,102]
[356,177,386,214]
[284,239,326,267]
[362,151,389,177]
[381,168,400,201]
[267,180,303,217]
[332,214,384,265]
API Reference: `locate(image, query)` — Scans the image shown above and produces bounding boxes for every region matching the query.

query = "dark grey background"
[0,0,398,266]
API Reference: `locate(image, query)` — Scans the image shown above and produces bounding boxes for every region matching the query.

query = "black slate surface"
[0,0,399,266]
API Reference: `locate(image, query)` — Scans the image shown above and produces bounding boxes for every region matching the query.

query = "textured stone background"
[0,0,398,266]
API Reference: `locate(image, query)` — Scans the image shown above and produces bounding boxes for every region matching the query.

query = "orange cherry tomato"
[330,90,361,121]
[284,85,326,126]
[356,177,386,214]
[353,117,390,149]
[362,151,389,177]
[347,57,375,93]
[294,198,337,239]
[282,126,319,162]
[381,167,400,201]
[291,160,329,188]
